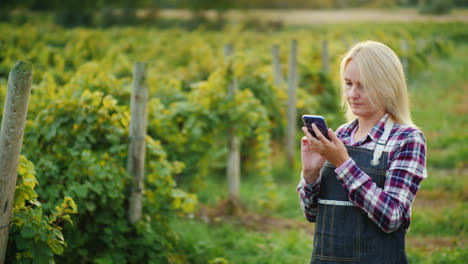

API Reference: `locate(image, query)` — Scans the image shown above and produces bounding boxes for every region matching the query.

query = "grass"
[173,43,468,263]
[171,218,311,264]
[409,44,468,169]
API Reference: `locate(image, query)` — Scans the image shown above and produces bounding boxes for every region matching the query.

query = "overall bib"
[311,119,407,264]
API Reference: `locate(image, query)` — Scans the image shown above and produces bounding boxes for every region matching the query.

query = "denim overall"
[311,119,408,264]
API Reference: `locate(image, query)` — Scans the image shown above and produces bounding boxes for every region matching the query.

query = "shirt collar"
[346,113,390,144]
[368,113,390,142]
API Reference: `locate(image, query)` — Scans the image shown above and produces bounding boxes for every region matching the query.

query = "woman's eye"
[345,81,352,86]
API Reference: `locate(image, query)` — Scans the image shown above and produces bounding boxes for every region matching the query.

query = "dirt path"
[156,9,468,24]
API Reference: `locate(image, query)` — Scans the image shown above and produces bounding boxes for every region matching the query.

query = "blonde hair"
[339,40,414,126]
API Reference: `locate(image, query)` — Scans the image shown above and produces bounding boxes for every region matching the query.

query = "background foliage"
[0,10,466,263]
[7,156,77,263]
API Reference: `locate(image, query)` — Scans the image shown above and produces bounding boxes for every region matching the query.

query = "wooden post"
[342,36,350,50]
[416,38,425,52]
[224,44,240,199]
[322,39,329,74]
[0,61,33,263]
[272,44,283,86]
[286,39,297,168]
[400,39,409,75]
[127,62,149,225]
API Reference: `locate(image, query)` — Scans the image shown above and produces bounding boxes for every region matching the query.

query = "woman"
[297,41,427,263]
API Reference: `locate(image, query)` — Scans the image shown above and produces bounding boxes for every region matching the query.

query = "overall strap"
[371,117,394,166]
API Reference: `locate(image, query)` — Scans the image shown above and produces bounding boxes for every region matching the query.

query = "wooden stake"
[322,39,329,74]
[272,44,283,86]
[0,61,33,263]
[224,44,240,199]
[127,62,149,225]
[286,39,297,168]
[401,39,409,75]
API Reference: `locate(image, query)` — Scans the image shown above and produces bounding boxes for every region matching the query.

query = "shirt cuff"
[300,171,321,190]
[335,157,353,174]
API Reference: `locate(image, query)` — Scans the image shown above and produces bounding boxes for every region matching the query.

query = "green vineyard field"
[0,20,467,263]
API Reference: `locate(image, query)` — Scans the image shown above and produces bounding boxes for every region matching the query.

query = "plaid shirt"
[297,114,427,233]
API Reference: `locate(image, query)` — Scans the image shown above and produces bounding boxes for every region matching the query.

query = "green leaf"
[47,234,65,255]
[52,229,65,242]
[62,196,78,214]
[61,214,73,225]
[20,226,35,239]
[29,199,42,206]
[85,201,96,212]
[15,185,38,201]
[73,185,88,198]
[31,242,53,264]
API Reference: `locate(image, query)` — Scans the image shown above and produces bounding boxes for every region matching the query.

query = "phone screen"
[302,115,330,141]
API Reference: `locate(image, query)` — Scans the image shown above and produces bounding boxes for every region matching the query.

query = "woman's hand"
[301,135,326,184]
[302,124,350,168]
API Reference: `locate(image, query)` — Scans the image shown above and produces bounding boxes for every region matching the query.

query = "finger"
[301,131,318,151]
[312,123,326,142]
[309,135,321,147]
[301,128,321,150]
[328,128,341,144]
[327,128,335,142]
[307,128,323,148]
[301,127,314,142]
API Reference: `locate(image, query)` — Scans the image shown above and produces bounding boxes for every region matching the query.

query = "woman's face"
[344,59,384,119]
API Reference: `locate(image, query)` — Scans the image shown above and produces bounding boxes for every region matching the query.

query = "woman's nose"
[347,86,359,99]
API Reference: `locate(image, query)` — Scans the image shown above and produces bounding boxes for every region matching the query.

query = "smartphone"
[302,115,330,141]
